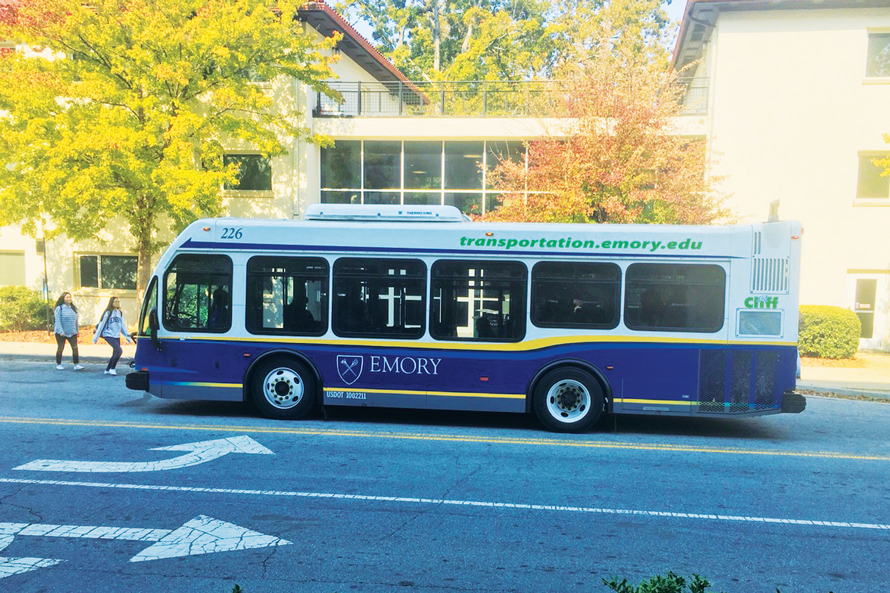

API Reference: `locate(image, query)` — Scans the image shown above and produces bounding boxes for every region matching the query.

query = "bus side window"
[246,257,328,336]
[531,262,620,329]
[163,254,233,332]
[625,263,725,333]
[431,260,527,342]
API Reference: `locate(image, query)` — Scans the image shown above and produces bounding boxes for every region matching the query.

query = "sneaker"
[56,364,64,370]
[73,364,85,371]
[107,369,117,376]
[104,370,111,375]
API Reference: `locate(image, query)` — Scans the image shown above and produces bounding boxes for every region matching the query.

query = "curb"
[797,383,890,401]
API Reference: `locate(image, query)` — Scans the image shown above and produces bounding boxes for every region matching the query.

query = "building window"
[0,251,25,286]
[78,254,138,290]
[319,140,526,215]
[857,154,889,199]
[223,154,272,191]
[866,33,890,77]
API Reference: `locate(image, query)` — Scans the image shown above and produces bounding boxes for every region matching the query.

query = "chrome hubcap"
[546,379,590,423]
[262,367,304,410]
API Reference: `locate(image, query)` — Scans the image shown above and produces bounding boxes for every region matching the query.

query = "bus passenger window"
[531,262,620,329]
[332,258,426,338]
[163,254,233,332]
[246,257,328,336]
[431,260,527,342]
[624,263,725,332]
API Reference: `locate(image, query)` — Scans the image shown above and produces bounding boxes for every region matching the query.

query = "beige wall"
[705,8,890,349]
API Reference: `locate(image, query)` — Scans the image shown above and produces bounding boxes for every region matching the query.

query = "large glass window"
[364,141,400,189]
[333,258,426,338]
[866,33,890,77]
[404,141,442,189]
[319,140,526,213]
[0,251,25,286]
[532,262,620,329]
[224,154,272,191]
[624,263,725,332]
[246,257,328,336]
[321,140,360,188]
[163,254,233,332]
[857,154,889,199]
[431,260,527,341]
[445,141,483,189]
[78,254,138,290]
[138,277,158,337]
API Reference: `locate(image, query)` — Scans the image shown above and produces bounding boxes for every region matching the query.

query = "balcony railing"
[314,78,709,118]
[314,80,558,118]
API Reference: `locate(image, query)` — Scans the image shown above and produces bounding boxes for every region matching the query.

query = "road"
[0,359,888,592]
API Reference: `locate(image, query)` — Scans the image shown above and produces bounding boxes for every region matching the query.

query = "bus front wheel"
[250,357,317,420]
[533,368,604,433]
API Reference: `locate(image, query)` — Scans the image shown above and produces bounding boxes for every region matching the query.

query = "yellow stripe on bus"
[323,387,524,400]
[185,334,796,351]
[613,398,696,405]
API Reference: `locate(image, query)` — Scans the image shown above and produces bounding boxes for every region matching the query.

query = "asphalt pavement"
[0,339,888,401]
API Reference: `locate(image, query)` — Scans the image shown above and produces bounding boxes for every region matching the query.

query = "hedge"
[798,305,860,359]
[0,286,51,332]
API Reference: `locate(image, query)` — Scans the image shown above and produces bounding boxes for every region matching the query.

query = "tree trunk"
[135,211,154,306]
[430,0,441,72]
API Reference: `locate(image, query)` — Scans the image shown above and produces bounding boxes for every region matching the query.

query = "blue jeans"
[103,337,122,370]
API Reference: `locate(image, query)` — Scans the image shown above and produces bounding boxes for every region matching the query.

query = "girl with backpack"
[92,296,133,376]
[53,292,84,370]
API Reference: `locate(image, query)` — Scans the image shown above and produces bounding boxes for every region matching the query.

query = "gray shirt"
[54,304,79,336]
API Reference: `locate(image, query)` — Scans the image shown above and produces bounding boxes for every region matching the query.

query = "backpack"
[95,311,110,335]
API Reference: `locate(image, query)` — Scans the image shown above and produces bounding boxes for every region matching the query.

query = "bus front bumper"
[126,370,149,392]
[782,391,807,413]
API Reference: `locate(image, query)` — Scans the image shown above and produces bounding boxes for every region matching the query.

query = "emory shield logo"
[337,355,364,385]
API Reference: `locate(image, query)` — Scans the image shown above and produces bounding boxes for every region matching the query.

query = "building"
[673,0,890,350]
[2,0,889,353]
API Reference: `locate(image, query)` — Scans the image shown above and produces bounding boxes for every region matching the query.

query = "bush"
[0,286,50,332]
[603,572,718,593]
[799,305,860,359]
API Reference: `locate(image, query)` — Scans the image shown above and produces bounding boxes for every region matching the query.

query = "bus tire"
[533,368,604,433]
[250,357,317,420]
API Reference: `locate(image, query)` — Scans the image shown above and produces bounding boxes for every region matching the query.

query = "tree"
[483,47,729,225]
[336,0,550,81]
[0,0,339,295]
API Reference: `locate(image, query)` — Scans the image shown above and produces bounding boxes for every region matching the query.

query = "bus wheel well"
[244,350,323,406]
[527,360,612,415]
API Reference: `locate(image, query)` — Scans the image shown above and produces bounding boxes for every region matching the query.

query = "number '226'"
[221,227,243,240]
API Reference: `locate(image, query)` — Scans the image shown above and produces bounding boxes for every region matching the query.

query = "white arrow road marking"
[12,436,274,473]
[0,515,290,577]
[130,515,291,562]
[0,532,63,578]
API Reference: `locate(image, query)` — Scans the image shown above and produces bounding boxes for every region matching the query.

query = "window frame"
[162,254,233,333]
[223,153,273,194]
[245,256,329,336]
[430,259,528,342]
[531,261,621,330]
[624,263,726,333]
[865,32,890,79]
[855,152,890,203]
[76,253,139,291]
[332,257,427,339]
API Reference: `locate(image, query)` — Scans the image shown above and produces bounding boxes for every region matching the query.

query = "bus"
[126,204,806,433]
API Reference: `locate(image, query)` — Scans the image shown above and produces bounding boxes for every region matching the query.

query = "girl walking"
[53,292,84,370]
[93,296,133,376]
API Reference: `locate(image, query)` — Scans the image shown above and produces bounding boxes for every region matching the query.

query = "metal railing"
[314,78,709,118]
[314,80,558,118]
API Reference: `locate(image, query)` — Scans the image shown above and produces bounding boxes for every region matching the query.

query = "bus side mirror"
[148,307,161,351]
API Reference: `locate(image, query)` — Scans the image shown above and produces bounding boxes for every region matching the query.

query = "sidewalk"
[1,339,888,401]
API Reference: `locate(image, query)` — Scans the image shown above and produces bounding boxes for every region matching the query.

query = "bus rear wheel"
[250,357,317,420]
[533,368,604,433]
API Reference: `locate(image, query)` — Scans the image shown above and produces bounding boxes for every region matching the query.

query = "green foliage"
[603,572,718,593]
[799,305,861,359]
[0,0,339,293]
[0,286,49,332]
[230,585,243,593]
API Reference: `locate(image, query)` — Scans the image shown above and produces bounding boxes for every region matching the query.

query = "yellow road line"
[0,416,886,461]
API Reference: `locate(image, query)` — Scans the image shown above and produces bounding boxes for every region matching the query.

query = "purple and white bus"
[127,204,806,432]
